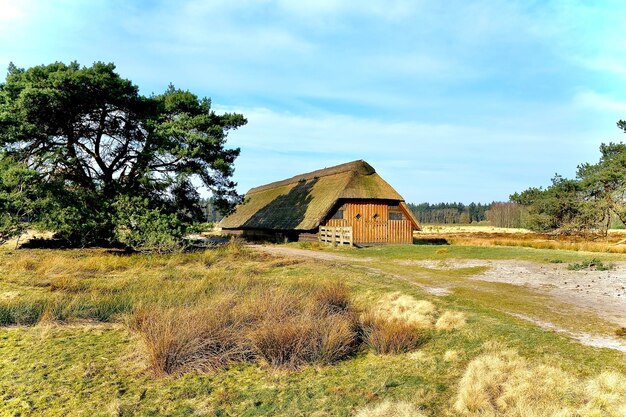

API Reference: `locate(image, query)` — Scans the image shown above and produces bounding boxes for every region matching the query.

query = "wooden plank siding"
[323,201,413,244]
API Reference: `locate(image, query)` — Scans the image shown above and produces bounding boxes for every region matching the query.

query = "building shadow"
[241,178,319,237]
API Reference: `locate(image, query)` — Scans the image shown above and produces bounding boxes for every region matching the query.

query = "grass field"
[1,241,625,416]
[417,224,626,253]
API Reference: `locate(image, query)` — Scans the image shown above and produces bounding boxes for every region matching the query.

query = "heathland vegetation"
[2,242,625,416]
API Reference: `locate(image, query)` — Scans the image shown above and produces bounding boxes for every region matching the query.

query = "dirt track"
[251,245,626,352]
[399,259,626,327]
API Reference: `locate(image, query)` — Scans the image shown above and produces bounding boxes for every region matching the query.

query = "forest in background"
[406,202,526,228]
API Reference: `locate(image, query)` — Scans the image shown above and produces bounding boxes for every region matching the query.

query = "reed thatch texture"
[220,160,418,231]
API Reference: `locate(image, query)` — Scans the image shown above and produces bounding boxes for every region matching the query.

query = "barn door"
[346,202,388,243]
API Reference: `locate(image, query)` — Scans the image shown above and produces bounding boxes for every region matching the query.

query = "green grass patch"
[0,243,624,415]
[567,258,614,271]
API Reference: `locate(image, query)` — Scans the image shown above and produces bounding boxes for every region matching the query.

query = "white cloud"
[218,105,604,202]
[2,0,626,203]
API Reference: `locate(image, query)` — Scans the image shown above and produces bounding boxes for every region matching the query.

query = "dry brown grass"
[360,312,426,355]
[374,292,437,329]
[129,282,361,373]
[443,350,460,362]
[311,282,352,316]
[243,283,359,368]
[454,349,626,417]
[435,311,467,331]
[418,230,626,253]
[358,292,466,355]
[354,400,427,417]
[128,298,249,375]
[250,313,356,367]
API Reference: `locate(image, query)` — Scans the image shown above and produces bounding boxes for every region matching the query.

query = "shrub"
[567,258,613,271]
[360,312,426,355]
[113,196,187,253]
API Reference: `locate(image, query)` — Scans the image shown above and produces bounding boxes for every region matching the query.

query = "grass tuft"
[375,292,436,329]
[354,400,427,417]
[0,297,49,325]
[128,283,361,373]
[567,258,613,271]
[360,312,426,355]
[443,350,460,362]
[454,349,626,417]
[128,299,249,375]
[435,311,467,331]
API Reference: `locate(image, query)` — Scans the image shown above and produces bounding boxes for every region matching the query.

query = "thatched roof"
[221,160,419,231]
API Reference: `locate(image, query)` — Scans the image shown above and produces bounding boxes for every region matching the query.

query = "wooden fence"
[319,226,353,247]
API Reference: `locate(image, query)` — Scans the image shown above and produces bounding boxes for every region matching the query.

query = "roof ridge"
[248,160,374,194]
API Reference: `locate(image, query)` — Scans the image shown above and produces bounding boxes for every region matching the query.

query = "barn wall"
[324,201,413,244]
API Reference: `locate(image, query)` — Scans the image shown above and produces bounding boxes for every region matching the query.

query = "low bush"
[567,258,613,271]
[113,196,188,254]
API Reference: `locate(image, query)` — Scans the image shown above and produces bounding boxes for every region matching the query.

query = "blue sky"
[1,0,626,203]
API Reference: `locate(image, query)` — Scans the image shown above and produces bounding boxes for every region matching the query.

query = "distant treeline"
[407,202,529,228]
[407,202,489,224]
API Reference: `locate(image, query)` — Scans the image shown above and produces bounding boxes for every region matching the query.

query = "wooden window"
[373,213,379,219]
[331,209,344,220]
[355,213,361,219]
[389,211,404,220]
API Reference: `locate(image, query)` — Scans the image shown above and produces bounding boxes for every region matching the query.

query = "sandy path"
[399,259,626,327]
[250,244,626,352]
[250,245,373,263]
[250,245,451,295]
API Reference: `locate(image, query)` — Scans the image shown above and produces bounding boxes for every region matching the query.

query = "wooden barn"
[220,160,421,245]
